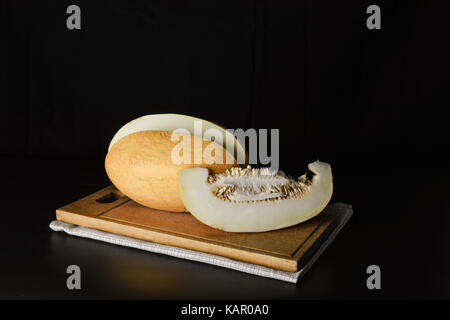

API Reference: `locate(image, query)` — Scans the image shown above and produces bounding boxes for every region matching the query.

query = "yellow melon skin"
[105,130,238,212]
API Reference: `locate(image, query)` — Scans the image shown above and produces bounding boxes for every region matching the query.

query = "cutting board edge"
[56,209,299,272]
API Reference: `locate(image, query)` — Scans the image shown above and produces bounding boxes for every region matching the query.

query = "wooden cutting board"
[56,185,338,272]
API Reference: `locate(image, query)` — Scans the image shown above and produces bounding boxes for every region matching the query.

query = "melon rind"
[106,131,238,212]
[108,113,246,163]
[105,114,246,212]
[177,161,333,232]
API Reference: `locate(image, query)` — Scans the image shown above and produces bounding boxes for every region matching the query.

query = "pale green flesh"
[178,161,333,233]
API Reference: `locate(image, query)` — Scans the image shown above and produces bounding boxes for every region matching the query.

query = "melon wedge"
[178,161,333,232]
[108,113,246,162]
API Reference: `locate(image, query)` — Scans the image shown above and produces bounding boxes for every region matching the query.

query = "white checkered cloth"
[49,202,352,283]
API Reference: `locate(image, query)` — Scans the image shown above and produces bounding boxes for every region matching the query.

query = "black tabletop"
[1,155,449,300]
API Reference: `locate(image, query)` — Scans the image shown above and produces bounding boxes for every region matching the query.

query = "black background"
[1,0,449,299]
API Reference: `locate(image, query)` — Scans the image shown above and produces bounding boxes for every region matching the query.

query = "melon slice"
[178,161,333,232]
[108,113,246,163]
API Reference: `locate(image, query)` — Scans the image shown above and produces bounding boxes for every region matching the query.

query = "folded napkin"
[49,202,352,283]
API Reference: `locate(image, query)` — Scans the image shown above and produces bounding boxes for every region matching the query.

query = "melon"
[105,114,246,212]
[177,161,333,232]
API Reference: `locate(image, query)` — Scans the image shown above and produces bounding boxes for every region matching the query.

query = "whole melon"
[105,114,246,212]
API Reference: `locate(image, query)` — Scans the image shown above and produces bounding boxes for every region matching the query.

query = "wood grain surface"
[56,185,337,272]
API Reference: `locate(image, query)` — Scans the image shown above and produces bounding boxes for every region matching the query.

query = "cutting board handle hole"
[96,192,122,203]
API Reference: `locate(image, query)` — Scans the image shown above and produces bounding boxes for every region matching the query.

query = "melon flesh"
[178,161,333,232]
